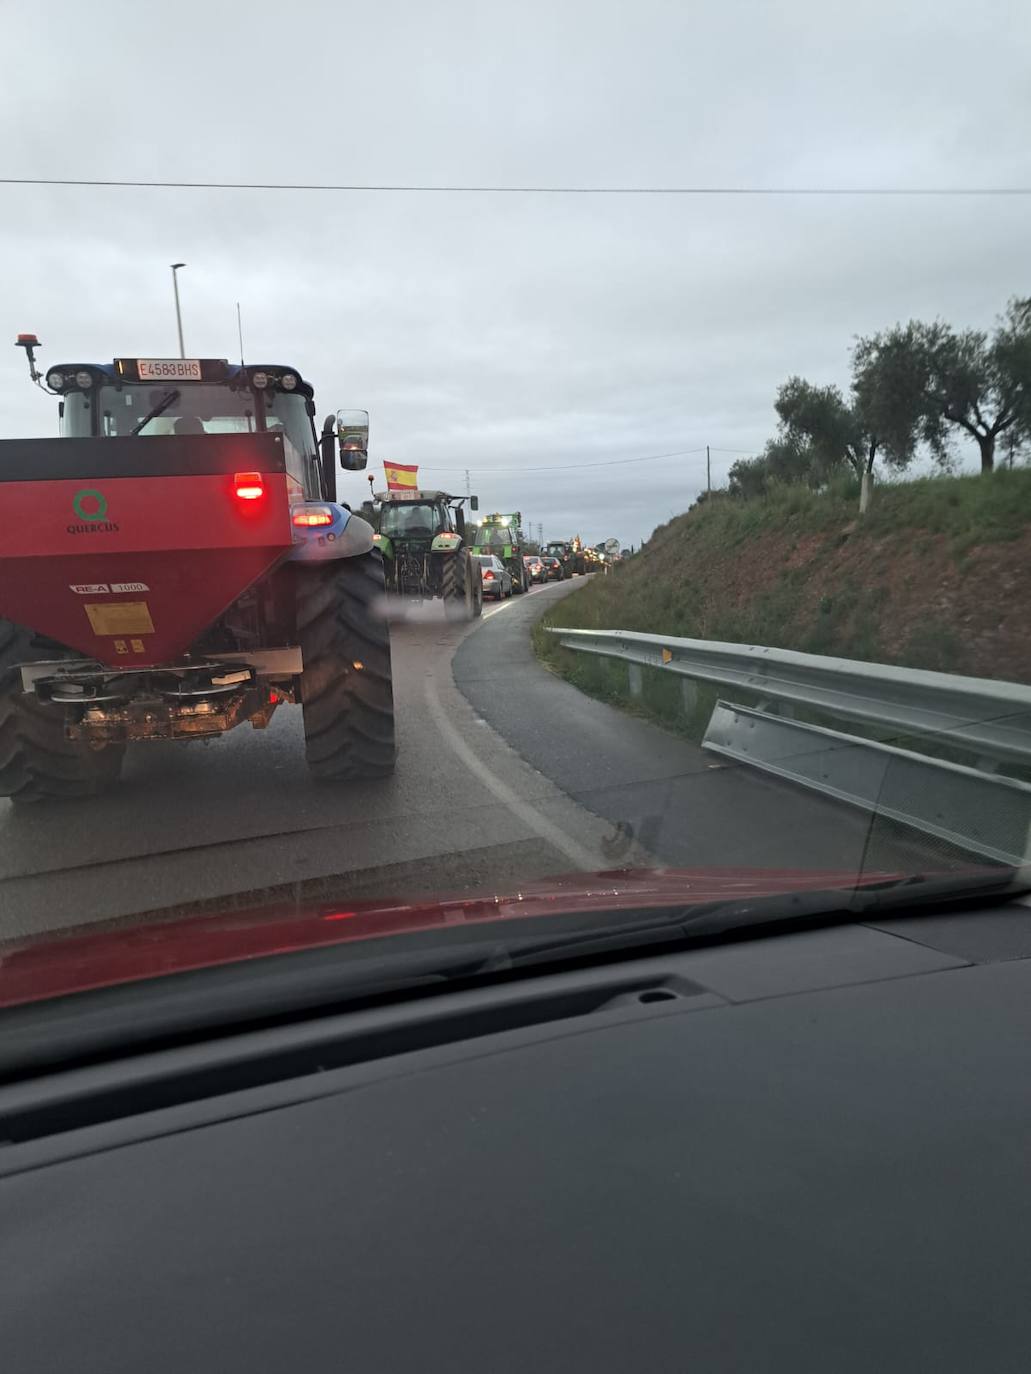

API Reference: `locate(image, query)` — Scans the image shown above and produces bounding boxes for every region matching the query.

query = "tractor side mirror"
[470,495,479,511]
[336,408,369,471]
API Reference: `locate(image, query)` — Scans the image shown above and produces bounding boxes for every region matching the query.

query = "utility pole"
[236,302,245,365]
[706,444,711,493]
[465,469,471,499]
[171,263,186,358]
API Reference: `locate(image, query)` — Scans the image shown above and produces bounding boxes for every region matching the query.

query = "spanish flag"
[384,462,418,491]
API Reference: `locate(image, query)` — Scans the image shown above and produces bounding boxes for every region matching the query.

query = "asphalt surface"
[453,579,973,877]
[0,576,967,942]
[0,581,624,940]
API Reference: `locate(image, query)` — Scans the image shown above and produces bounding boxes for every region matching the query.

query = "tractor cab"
[13,340,368,505]
[374,490,477,544]
[377,492,455,542]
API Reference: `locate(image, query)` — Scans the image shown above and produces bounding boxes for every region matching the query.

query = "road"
[0,578,964,942]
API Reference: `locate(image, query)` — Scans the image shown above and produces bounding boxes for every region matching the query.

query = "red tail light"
[483,570,495,580]
[234,472,264,501]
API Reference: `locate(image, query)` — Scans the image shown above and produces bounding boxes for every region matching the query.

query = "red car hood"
[0,866,900,1010]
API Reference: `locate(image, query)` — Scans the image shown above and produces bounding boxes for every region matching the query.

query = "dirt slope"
[541,471,1031,683]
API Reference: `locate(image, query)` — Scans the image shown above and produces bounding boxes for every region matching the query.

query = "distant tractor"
[544,538,589,577]
[471,513,527,593]
[372,489,483,620]
[544,540,572,574]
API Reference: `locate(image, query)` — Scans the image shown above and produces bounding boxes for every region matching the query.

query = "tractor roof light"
[280,372,298,391]
[251,370,269,389]
[74,369,92,389]
[46,370,65,391]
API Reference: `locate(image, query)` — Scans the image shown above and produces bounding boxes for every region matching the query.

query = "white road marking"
[482,584,547,620]
[423,665,598,873]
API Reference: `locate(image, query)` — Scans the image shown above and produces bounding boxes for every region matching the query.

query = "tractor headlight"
[74,369,92,389]
[280,372,298,391]
[46,370,65,391]
[251,370,269,389]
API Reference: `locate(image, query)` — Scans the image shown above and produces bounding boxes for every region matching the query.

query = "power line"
[2,177,1030,196]
[418,447,706,473]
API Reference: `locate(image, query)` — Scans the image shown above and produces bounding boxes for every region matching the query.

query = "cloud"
[2,0,1030,544]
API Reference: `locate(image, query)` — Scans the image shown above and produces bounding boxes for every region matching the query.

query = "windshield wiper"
[130,388,180,436]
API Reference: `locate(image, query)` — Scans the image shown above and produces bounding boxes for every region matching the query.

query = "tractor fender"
[431,532,463,553]
[288,504,376,562]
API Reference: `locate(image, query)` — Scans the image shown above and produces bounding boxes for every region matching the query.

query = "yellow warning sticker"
[130,638,145,653]
[114,640,129,655]
[661,647,673,664]
[85,601,155,637]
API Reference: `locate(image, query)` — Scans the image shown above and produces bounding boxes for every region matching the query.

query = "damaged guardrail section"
[546,628,1031,867]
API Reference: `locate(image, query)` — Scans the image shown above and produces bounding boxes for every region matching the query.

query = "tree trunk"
[858,443,876,515]
[859,469,873,514]
[978,433,995,473]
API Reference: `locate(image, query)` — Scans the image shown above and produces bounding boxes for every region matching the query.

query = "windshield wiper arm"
[130,388,180,436]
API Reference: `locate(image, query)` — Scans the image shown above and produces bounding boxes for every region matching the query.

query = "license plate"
[137,358,202,381]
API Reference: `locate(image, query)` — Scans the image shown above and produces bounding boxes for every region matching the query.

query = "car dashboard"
[3,900,1031,1372]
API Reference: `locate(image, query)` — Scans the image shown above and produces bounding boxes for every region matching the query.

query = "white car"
[476,554,513,600]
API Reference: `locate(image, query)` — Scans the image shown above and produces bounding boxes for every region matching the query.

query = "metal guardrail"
[545,628,1031,767]
[545,627,1031,865]
[705,702,1031,867]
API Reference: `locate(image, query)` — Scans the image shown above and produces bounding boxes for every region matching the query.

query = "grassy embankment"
[534,470,1031,746]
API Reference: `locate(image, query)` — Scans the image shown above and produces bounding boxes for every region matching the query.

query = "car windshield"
[2,2,1030,1035]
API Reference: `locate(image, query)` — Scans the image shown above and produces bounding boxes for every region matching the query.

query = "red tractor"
[0,338,395,804]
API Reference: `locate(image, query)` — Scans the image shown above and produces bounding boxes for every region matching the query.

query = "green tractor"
[372,489,483,620]
[471,512,527,593]
[545,537,589,578]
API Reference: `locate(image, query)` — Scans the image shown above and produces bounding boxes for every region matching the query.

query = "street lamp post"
[170,263,186,358]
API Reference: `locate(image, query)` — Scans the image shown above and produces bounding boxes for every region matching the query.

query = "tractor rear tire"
[466,554,483,618]
[296,552,396,782]
[442,552,468,622]
[0,618,125,805]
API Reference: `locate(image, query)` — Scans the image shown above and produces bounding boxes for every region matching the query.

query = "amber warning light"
[292,507,334,528]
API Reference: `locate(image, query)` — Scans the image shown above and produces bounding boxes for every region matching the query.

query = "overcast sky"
[2,0,1029,545]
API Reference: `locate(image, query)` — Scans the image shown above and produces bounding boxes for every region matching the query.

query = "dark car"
[523,554,545,584]
[542,555,564,581]
[476,553,512,599]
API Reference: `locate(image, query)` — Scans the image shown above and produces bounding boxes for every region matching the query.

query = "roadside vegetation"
[727,296,1031,510]
[535,293,1031,738]
[535,467,1031,745]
